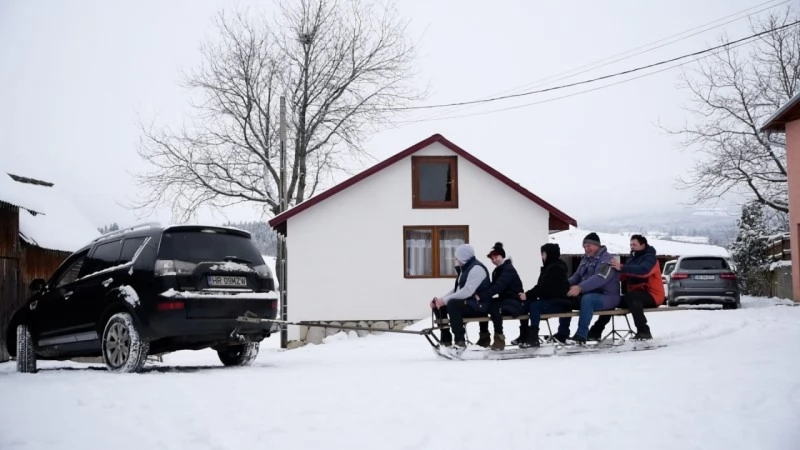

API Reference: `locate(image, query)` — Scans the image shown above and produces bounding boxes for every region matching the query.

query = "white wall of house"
[284,142,550,340]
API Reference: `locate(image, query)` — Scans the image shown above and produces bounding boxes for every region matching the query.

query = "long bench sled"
[427,308,676,361]
[235,306,681,362]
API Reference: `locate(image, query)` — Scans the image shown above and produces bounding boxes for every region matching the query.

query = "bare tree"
[131,0,423,222]
[664,8,800,214]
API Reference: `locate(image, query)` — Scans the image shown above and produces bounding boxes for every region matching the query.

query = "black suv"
[5,223,278,373]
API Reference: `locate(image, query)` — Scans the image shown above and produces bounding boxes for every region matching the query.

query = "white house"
[268,134,577,343]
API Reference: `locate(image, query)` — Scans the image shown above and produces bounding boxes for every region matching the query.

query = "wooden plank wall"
[0,203,20,362]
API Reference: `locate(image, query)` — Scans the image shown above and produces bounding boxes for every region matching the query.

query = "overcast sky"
[0,0,778,229]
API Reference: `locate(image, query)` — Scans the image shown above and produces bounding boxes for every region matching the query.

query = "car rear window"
[157,230,263,265]
[679,258,729,270]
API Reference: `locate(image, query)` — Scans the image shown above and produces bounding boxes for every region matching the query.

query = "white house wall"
[284,142,550,340]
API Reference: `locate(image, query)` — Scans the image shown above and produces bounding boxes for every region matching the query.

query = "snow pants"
[488,298,527,335]
[434,299,486,342]
[528,298,577,338]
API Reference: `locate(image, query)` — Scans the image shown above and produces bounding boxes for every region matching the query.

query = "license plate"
[693,275,715,280]
[208,276,248,287]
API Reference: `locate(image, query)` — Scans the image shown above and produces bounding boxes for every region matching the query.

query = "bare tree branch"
[128,0,424,221]
[661,7,799,214]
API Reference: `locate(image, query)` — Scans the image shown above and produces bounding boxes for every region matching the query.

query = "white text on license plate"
[693,275,715,280]
[208,276,248,287]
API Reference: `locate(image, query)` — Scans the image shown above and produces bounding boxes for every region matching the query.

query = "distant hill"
[581,206,738,247]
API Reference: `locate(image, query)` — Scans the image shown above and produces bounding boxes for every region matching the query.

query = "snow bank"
[2,298,799,449]
[550,227,729,257]
[0,172,100,253]
[769,260,792,271]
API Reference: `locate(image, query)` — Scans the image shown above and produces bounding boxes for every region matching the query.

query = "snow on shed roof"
[1,172,100,253]
[549,228,730,258]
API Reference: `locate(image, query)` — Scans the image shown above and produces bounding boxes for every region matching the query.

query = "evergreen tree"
[729,201,770,295]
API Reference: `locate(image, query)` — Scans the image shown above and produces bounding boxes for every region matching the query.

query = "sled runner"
[433,337,667,361]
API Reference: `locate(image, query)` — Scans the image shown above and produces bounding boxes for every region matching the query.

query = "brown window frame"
[403,225,470,279]
[411,156,459,209]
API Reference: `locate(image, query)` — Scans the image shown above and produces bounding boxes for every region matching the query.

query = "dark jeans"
[589,291,657,336]
[528,298,578,338]
[489,298,527,334]
[433,299,486,342]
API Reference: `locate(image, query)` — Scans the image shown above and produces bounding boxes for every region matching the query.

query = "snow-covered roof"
[549,228,730,258]
[0,172,100,253]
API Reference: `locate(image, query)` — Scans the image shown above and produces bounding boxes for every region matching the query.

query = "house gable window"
[411,156,458,208]
[404,226,469,278]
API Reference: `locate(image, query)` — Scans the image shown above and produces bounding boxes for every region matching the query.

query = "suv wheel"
[16,324,36,373]
[101,312,150,373]
[217,342,259,367]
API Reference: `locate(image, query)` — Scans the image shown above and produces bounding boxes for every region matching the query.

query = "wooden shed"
[0,173,99,362]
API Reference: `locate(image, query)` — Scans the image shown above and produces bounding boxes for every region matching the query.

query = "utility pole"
[278,95,288,349]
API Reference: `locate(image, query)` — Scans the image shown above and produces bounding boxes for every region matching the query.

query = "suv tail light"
[154,259,197,277]
[720,273,737,280]
[157,300,185,311]
[671,272,689,280]
[253,264,274,279]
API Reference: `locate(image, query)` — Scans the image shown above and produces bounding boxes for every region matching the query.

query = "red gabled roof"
[268,134,577,236]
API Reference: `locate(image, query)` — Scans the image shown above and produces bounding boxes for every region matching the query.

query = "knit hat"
[487,242,506,258]
[454,244,475,264]
[583,232,601,247]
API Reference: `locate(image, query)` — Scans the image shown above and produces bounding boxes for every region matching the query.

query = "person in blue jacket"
[565,232,621,343]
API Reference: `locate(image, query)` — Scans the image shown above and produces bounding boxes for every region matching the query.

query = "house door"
[0,256,20,362]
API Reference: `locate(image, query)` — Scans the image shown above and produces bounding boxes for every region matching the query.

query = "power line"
[388,34,768,125]
[413,0,788,122]
[385,18,800,113]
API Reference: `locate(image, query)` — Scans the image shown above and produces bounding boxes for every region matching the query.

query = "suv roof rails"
[93,221,162,243]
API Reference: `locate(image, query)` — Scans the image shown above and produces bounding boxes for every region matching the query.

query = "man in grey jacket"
[430,244,492,349]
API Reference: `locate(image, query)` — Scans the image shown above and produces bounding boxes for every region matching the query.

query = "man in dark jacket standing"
[589,234,664,340]
[519,243,573,348]
[479,242,524,350]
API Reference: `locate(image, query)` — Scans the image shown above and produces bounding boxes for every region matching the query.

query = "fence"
[765,233,791,262]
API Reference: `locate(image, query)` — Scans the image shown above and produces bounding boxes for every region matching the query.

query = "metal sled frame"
[429,308,643,348]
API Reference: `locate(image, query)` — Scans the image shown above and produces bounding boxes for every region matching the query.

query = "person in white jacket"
[430,244,492,349]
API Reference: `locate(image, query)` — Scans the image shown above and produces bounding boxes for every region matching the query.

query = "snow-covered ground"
[2,297,799,450]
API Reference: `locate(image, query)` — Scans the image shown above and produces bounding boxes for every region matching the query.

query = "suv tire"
[101,312,150,373]
[16,324,36,373]
[217,342,259,367]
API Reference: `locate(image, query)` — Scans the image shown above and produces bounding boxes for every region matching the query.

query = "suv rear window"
[679,257,729,270]
[157,230,263,265]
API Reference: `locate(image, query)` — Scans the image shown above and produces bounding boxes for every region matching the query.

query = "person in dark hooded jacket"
[480,242,524,350]
[518,243,575,348]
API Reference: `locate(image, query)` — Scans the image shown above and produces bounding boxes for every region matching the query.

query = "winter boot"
[510,325,529,346]
[632,327,653,341]
[490,333,506,351]
[547,333,568,345]
[586,328,603,342]
[476,332,491,348]
[519,333,540,348]
[453,340,467,351]
[440,329,453,347]
[569,334,587,345]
